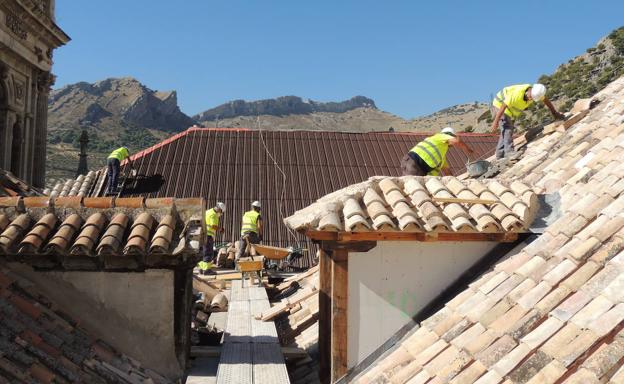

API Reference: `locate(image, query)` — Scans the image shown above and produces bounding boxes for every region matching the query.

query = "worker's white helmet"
[531,84,546,101]
[441,126,456,136]
[216,202,226,212]
[251,201,261,208]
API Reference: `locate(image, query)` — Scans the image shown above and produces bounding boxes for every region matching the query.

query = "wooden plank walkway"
[216,280,290,384]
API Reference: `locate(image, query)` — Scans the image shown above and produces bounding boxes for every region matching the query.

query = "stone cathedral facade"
[0,0,69,188]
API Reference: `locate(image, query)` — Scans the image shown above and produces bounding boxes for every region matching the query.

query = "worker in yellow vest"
[237,201,263,259]
[491,83,564,159]
[106,146,133,195]
[198,202,226,275]
[401,127,475,176]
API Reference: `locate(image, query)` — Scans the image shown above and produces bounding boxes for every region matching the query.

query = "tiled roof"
[0,170,42,197]
[356,76,624,383]
[0,266,171,383]
[0,196,202,271]
[55,129,498,270]
[284,176,538,235]
[45,170,103,198]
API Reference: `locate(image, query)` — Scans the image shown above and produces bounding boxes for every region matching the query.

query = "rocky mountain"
[194,95,376,122]
[48,77,194,136]
[203,102,489,133]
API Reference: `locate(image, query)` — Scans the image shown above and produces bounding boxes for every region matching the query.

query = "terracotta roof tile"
[0,198,202,271]
[286,176,538,235]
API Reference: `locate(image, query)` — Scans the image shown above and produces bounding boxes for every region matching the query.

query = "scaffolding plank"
[224,300,251,343]
[216,343,252,384]
[248,286,269,301]
[252,343,290,384]
[230,281,249,302]
[250,300,278,343]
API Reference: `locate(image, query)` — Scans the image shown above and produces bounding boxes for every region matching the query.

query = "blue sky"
[54,1,624,119]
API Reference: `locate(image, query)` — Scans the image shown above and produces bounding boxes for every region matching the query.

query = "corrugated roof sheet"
[82,129,498,269]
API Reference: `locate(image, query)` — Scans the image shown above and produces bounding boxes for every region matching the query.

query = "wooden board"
[238,260,263,272]
[432,197,497,205]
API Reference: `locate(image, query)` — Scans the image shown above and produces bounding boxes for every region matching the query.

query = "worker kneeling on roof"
[237,201,263,259]
[491,83,564,159]
[198,202,225,275]
[401,127,475,176]
[106,146,132,195]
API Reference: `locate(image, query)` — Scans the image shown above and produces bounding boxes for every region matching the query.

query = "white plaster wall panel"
[348,241,498,367]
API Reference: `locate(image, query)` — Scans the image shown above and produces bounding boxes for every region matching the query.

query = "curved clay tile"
[366,200,391,220]
[378,178,401,195]
[19,213,58,253]
[345,214,370,232]
[0,214,31,253]
[501,215,524,231]
[410,190,433,208]
[372,214,396,231]
[500,191,523,210]
[363,188,385,207]
[444,177,470,196]
[425,215,450,232]
[418,201,443,221]
[467,180,489,196]
[476,215,503,232]
[71,213,107,256]
[425,178,447,196]
[450,216,476,232]
[491,204,518,223]
[46,214,83,253]
[487,180,512,197]
[159,214,176,229]
[318,212,342,232]
[97,213,129,255]
[393,201,418,221]
[0,214,9,232]
[398,215,422,231]
[124,213,155,255]
[343,198,366,220]
[443,203,470,221]
[385,189,407,208]
[403,178,426,195]
[149,224,174,254]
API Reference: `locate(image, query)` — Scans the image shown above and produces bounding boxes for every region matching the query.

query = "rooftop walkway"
[216,279,291,384]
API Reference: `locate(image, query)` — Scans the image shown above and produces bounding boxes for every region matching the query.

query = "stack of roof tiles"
[285,176,538,234]
[45,170,102,198]
[0,170,42,197]
[355,77,624,383]
[270,267,321,384]
[49,130,498,270]
[0,266,171,383]
[0,196,202,271]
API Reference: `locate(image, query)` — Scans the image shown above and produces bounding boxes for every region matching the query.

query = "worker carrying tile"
[237,201,263,259]
[199,202,226,275]
[106,146,133,195]
[401,127,475,176]
[491,83,564,158]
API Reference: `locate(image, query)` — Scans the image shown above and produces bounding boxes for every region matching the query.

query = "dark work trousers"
[495,111,515,159]
[203,235,214,262]
[400,153,427,176]
[237,232,260,259]
[106,158,120,194]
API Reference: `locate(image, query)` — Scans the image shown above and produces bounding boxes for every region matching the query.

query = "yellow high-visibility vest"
[107,147,130,161]
[241,210,260,235]
[410,133,453,176]
[492,84,533,119]
[205,208,219,238]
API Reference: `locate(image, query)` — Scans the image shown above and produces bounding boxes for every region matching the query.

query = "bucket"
[466,160,491,178]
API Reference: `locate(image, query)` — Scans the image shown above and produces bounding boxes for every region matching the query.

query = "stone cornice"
[2,0,69,47]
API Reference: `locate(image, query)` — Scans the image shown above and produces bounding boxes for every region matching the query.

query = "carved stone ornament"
[15,82,23,100]
[36,71,54,92]
[5,12,27,40]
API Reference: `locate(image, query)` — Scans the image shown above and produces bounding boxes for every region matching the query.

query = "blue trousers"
[106,158,120,193]
[495,111,515,159]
